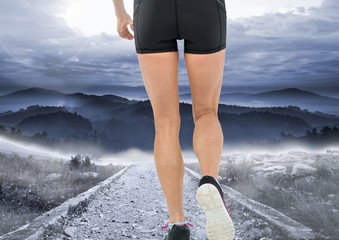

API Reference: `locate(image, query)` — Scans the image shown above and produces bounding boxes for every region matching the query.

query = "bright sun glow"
[62,0,132,36]
[61,0,323,36]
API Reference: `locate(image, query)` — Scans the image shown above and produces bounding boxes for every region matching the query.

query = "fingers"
[118,20,134,40]
[118,26,133,40]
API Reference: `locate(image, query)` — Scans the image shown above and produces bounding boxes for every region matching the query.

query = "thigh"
[184,49,226,122]
[137,52,180,125]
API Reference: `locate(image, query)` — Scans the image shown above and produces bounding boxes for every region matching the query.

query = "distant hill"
[3,87,63,98]
[74,98,131,121]
[16,111,94,139]
[218,88,339,115]
[255,88,339,104]
[0,105,66,127]
[0,87,134,113]
[217,105,339,127]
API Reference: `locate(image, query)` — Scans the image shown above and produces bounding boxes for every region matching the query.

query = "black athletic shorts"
[133,0,227,54]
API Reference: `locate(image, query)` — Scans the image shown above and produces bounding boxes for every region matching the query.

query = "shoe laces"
[161,221,194,231]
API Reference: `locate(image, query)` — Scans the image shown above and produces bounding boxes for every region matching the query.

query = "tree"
[306,127,318,139]
[83,155,92,168]
[69,154,82,170]
[10,127,21,135]
[33,131,48,141]
[68,154,94,171]
[0,125,6,134]
[320,126,332,138]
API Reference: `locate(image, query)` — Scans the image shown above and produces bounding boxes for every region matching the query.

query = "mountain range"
[0,87,338,153]
[180,88,339,115]
[0,87,137,113]
[1,87,339,115]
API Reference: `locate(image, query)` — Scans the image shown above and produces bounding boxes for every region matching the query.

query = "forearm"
[112,0,127,18]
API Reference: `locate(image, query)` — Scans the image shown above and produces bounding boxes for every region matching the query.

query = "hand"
[117,12,134,40]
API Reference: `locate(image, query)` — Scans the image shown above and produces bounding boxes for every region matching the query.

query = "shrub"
[68,154,95,171]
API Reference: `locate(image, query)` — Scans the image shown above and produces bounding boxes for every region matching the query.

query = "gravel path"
[45,162,273,240]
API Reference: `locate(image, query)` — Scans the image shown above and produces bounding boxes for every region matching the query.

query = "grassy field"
[0,152,124,235]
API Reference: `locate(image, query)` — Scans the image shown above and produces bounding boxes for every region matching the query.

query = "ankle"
[169,216,186,224]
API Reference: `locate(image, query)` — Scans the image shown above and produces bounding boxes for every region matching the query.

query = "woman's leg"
[184,49,226,180]
[137,51,186,224]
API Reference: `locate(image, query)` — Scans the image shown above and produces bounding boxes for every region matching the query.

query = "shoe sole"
[196,183,235,240]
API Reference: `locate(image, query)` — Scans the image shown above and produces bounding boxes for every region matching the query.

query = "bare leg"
[184,49,226,180]
[137,51,186,224]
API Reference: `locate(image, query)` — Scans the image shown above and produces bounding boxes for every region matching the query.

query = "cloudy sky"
[0,0,338,97]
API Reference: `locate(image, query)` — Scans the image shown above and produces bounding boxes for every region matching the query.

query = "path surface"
[44,163,276,240]
[0,147,331,239]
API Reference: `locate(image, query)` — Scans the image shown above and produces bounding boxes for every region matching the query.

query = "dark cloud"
[0,0,138,93]
[223,0,339,93]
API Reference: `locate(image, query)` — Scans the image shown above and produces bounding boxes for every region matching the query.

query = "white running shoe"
[196,175,235,240]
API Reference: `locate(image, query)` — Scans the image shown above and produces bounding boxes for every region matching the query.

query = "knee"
[193,108,217,123]
[154,115,181,133]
